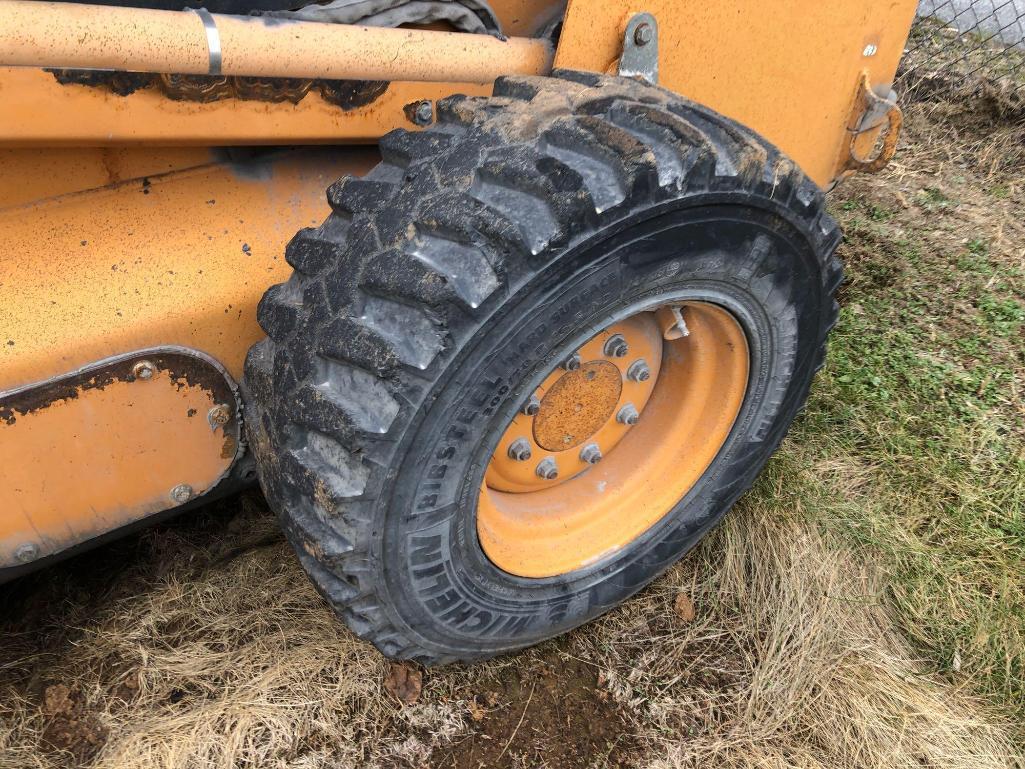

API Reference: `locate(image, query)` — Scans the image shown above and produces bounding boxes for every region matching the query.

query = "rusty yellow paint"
[554,0,918,187]
[0,0,560,146]
[0,148,377,392]
[0,68,493,146]
[0,365,232,568]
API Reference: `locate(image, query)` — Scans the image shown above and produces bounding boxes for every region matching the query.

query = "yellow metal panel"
[0,0,561,146]
[0,148,377,392]
[0,147,214,206]
[554,0,918,186]
[0,351,239,567]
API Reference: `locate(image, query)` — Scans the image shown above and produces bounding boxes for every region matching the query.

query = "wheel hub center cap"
[533,361,622,451]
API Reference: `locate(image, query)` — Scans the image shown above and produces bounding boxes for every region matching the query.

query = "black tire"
[243,71,842,664]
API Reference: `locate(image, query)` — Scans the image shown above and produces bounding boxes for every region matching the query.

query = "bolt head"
[170,483,194,504]
[617,403,640,426]
[208,403,232,428]
[863,43,878,57]
[627,359,651,382]
[563,353,582,371]
[414,100,434,125]
[14,542,39,564]
[133,360,155,380]
[604,334,629,358]
[508,438,533,462]
[522,395,541,417]
[634,22,653,46]
[536,457,559,480]
[580,443,603,464]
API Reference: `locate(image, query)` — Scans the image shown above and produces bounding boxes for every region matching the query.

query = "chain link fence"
[898,0,1025,94]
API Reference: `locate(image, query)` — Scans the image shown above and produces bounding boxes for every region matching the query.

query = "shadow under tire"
[243,71,843,664]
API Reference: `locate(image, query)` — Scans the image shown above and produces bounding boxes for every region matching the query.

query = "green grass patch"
[761,192,1025,735]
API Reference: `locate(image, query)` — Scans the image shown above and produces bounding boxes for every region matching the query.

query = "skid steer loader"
[0,0,916,662]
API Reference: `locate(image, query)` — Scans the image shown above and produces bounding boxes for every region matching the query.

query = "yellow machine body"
[0,0,917,572]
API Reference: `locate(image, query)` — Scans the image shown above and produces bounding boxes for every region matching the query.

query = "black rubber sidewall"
[381,198,824,655]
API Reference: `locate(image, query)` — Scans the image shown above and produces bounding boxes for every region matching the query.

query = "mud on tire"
[243,71,842,664]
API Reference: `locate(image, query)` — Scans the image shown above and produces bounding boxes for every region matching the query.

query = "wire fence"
[898,0,1025,94]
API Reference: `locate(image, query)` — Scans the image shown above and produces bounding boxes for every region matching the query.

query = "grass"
[3,41,1025,769]
[808,165,1025,730]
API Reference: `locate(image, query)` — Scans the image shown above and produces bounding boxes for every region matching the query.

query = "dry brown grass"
[603,493,1021,769]
[1,485,1021,769]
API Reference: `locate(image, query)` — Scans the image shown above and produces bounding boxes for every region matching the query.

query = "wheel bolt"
[580,443,602,464]
[508,438,532,462]
[604,334,628,358]
[536,457,559,480]
[627,359,651,382]
[617,403,640,425]
[562,353,582,371]
[522,395,541,416]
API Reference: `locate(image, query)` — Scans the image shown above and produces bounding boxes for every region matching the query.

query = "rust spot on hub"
[533,361,622,451]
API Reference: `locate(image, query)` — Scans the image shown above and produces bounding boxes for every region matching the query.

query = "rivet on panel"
[208,403,232,429]
[170,483,194,504]
[133,360,156,380]
[14,542,40,564]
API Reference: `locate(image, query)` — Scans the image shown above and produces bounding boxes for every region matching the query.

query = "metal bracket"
[618,13,659,85]
[843,71,903,174]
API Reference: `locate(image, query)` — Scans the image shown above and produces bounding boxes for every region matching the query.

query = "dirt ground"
[3,52,1025,769]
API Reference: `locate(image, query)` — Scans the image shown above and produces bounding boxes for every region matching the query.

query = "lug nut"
[604,334,628,358]
[536,457,559,480]
[562,353,582,371]
[627,359,651,382]
[617,403,640,426]
[580,443,603,464]
[522,395,541,416]
[508,438,533,462]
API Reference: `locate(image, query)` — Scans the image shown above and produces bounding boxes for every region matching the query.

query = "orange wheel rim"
[477,302,750,578]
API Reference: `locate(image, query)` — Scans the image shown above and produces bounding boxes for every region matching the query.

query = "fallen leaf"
[384,662,422,705]
[467,697,487,722]
[674,593,696,622]
[43,684,75,717]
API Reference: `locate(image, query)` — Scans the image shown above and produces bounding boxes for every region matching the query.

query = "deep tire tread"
[244,72,843,664]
